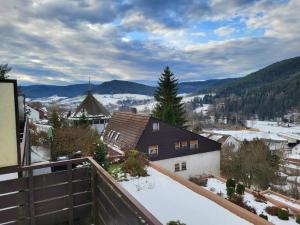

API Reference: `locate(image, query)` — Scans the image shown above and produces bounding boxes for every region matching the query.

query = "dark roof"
[73,93,110,117]
[103,112,150,150]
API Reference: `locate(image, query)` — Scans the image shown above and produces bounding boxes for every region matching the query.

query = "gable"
[103,112,150,150]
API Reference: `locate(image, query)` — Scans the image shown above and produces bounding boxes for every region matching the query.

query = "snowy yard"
[246,120,300,135]
[203,178,298,225]
[119,167,252,225]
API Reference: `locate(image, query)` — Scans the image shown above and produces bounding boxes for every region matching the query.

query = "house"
[292,143,300,155]
[68,90,110,134]
[26,105,40,122]
[103,112,221,178]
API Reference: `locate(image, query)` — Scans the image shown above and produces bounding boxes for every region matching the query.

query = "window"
[153,122,159,132]
[181,141,187,149]
[109,131,115,140]
[115,133,120,141]
[175,141,180,150]
[190,140,198,150]
[174,163,180,172]
[181,162,187,171]
[148,145,158,156]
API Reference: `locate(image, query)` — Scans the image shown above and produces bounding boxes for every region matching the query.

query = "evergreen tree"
[94,141,109,170]
[153,67,186,127]
[50,111,61,128]
[0,64,11,80]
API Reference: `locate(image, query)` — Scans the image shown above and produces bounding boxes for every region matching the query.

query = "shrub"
[226,178,236,189]
[94,142,109,170]
[189,176,207,187]
[229,195,257,214]
[277,208,289,220]
[236,183,245,195]
[227,187,235,198]
[296,214,300,224]
[167,221,186,225]
[265,206,279,216]
[259,213,268,221]
[121,150,148,177]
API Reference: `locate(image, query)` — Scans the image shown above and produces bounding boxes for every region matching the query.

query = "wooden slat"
[96,183,129,225]
[67,163,74,225]
[0,218,30,225]
[73,191,91,206]
[0,177,28,194]
[34,183,68,202]
[35,196,68,216]
[73,203,92,219]
[33,170,68,188]
[0,191,28,210]
[72,179,91,193]
[97,174,143,225]
[73,167,89,180]
[35,209,69,225]
[34,179,90,202]
[96,196,115,225]
[0,206,28,224]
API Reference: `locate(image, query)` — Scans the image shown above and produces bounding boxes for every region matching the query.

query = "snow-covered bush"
[277,208,289,220]
[259,213,268,221]
[189,176,208,187]
[227,187,235,198]
[167,220,186,225]
[296,214,300,224]
[226,178,236,189]
[121,150,148,177]
[236,183,245,195]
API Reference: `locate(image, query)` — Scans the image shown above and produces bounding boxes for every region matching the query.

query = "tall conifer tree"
[153,67,186,127]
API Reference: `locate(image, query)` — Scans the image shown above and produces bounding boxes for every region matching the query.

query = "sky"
[1,0,300,85]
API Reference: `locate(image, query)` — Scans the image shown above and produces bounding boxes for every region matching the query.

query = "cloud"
[214,26,237,36]
[0,0,299,85]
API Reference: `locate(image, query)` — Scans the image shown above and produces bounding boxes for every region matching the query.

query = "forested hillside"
[215,57,300,119]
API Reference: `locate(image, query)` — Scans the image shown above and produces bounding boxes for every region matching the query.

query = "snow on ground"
[29,93,211,114]
[193,104,210,114]
[265,193,300,210]
[119,167,252,225]
[247,120,300,135]
[204,178,297,225]
[209,130,286,142]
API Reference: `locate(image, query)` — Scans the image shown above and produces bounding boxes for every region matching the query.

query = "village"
[1,65,300,225]
[1,1,300,224]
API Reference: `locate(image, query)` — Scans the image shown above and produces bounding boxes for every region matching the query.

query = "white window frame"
[181,162,187,171]
[174,163,180,172]
[148,145,158,156]
[153,122,159,132]
[115,132,120,141]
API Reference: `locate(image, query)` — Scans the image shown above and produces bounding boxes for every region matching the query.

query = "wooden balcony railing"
[0,158,162,225]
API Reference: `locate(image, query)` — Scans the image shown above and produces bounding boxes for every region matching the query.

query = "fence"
[0,158,161,225]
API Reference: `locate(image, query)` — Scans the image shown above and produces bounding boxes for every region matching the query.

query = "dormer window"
[153,122,159,132]
[115,133,120,141]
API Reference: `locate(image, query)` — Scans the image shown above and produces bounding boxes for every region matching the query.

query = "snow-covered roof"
[120,167,252,225]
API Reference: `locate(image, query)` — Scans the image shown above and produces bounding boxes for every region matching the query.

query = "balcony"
[0,157,162,225]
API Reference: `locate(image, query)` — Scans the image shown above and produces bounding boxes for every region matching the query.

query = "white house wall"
[154,150,220,179]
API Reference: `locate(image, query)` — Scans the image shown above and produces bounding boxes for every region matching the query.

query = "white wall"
[154,151,220,179]
[27,106,40,122]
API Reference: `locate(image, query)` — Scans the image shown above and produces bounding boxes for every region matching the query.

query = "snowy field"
[247,120,300,135]
[119,167,252,225]
[265,193,300,210]
[209,130,287,142]
[204,178,297,225]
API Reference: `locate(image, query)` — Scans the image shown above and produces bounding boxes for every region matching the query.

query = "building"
[26,105,40,122]
[68,90,110,134]
[103,112,221,178]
